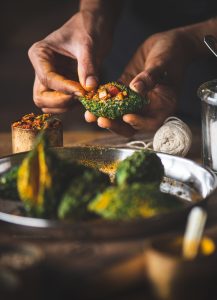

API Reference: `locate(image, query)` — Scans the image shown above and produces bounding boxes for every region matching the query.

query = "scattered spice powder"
[78,159,119,182]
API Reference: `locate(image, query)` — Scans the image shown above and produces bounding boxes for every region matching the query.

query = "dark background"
[0,0,83,132]
[1,0,217,132]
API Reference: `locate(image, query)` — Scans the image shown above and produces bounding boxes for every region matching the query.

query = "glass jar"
[198,79,217,173]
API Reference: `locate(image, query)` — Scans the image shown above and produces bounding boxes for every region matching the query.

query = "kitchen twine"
[126,117,192,157]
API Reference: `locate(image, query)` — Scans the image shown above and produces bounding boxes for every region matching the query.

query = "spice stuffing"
[12,113,61,130]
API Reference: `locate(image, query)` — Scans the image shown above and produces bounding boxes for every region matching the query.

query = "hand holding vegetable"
[28,2,119,113]
[85,29,195,136]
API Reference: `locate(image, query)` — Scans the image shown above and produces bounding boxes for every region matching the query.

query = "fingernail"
[97,123,106,129]
[131,81,146,95]
[85,76,98,90]
[74,91,84,97]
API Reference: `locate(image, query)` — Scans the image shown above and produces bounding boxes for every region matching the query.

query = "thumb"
[77,44,99,91]
[129,65,168,96]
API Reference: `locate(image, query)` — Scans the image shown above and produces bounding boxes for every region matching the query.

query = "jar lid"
[198,80,217,105]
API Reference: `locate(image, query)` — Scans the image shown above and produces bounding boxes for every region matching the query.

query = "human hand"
[85,30,195,136]
[28,10,112,113]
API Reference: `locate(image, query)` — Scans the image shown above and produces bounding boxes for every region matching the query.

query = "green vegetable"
[115,150,164,186]
[58,168,110,220]
[17,133,81,218]
[79,82,148,119]
[88,183,183,220]
[6,132,183,222]
[0,166,19,200]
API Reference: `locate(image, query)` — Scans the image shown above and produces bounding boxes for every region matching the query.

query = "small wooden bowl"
[145,235,217,300]
[11,124,63,153]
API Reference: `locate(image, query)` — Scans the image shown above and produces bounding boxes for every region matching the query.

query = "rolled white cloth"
[153,117,192,156]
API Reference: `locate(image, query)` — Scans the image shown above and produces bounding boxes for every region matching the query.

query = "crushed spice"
[12,113,62,130]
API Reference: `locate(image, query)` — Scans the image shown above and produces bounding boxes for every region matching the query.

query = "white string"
[153,117,192,156]
[126,140,153,150]
[125,117,192,157]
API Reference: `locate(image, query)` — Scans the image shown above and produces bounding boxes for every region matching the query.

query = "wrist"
[75,9,115,55]
[79,0,122,34]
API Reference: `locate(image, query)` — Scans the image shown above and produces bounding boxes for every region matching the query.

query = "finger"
[42,107,70,114]
[35,91,74,109]
[77,43,99,91]
[33,76,75,109]
[45,72,85,96]
[97,117,136,137]
[84,111,97,123]
[123,114,164,132]
[29,42,85,95]
[129,66,167,96]
[118,72,134,86]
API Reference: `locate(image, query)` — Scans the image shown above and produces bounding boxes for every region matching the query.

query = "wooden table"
[0,125,202,159]
[0,128,217,300]
[0,130,109,157]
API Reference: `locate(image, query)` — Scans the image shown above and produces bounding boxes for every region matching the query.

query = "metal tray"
[0,147,216,240]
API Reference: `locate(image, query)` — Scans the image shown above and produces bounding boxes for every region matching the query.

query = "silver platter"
[0,147,216,240]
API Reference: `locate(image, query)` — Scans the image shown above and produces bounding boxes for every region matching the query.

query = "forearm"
[177,17,217,60]
[79,0,123,34]
[80,0,123,15]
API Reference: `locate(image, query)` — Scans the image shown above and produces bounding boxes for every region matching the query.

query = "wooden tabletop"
[1,128,217,300]
[0,125,202,159]
[0,130,108,157]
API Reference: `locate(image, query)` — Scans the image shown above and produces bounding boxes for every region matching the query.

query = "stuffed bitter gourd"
[115,150,164,186]
[79,82,148,119]
[0,166,19,200]
[88,183,183,220]
[58,168,110,220]
[17,133,81,218]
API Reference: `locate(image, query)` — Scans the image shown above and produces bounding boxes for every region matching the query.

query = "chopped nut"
[99,89,108,99]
